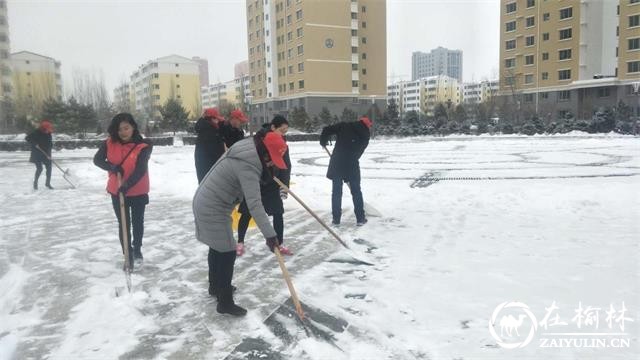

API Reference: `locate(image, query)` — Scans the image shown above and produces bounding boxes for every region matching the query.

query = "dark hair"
[108,113,142,142]
[271,115,289,129]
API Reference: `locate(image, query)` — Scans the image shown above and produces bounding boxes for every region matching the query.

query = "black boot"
[209,283,237,298]
[33,180,38,190]
[216,287,247,316]
[133,247,143,260]
[45,183,54,190]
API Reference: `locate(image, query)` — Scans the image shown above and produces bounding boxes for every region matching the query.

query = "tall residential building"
[463,80,499,104]
[387,75,462,116]
[234,60,249,78]
[192,56,209,87]
[201,74,250,109]
[0,0,11,103]
[130,54,201,121]
[10,51,62,119]
[246,0,387,124]
[499,0,640,120]
[412,47,463,82]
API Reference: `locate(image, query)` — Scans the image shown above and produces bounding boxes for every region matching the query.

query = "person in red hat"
[219,108,248,149]
[194,107,226,183]
[320,116,371,226]
[193,130,288,316]
[25,120,54,190]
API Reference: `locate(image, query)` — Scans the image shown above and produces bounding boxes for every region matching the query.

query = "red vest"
[106,138,150,196]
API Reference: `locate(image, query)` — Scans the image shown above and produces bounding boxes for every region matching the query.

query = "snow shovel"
[322,147,381,217]
[273,177,374,266]
[115,173,132,297]
[35,145,76,189]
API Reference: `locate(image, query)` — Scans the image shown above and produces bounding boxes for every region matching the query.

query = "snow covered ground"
[1,135,638,359]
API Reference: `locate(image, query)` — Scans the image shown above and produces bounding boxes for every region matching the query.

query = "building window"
[558,69,571,80]
[298,62,304,72]
[543,12,550,21]
[559,28,572,40]
[288,49,292,59]
[524,93,534,102]
[362,21,367,28]
[506,2,516,13]
[287,32,292,41]
[506,21,516,32]
[362,5,366,12]
[297,27,303,37]
[362,37,367,44]
[296,9,302,20]
[557,90,571,101]
[505,39,516,50]
[297,44,303,55]
[362,68,367,75]
[351,29,357,36]
[505,58,516,68]
[362,53,367,59]
[287,14,291,24]
[352,80,359,87]
[559,49,572,60]
[526,35,535,46]
[597,88,610,98]
[541,92,549,99]
[289,82,294,90]
[352,63,358,70]
[542,72,549,80]
[629,15,639,27]
[527,0,535,8]
[525,55,534,65]
[629,38,640,50]
[526,16,535,27]
[628,61,640,73]
[363,83,368,90]
[559,7,573,20]
[176,74,180,78]
[543,32,549,41]
[524,74,534,84]
[298,80,304,89]
[288,65,293,74]
[352,46,358,53]
[542,52,549,60]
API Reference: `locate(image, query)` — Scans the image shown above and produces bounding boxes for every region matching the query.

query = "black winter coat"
[319,121,369,181]
[219,121,245,148]
[25,129,52,164]
[194,117,225,167]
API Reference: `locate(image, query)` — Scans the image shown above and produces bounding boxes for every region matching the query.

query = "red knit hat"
[360,116,372,128]
[230,109,249,123]
[203,107,225,121]
[40,120,53,134]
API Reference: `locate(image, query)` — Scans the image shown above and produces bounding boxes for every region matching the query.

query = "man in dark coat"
[26,120,54,190]
[219,108,248,148]
[194,108,225,183]
[320,116,372,226]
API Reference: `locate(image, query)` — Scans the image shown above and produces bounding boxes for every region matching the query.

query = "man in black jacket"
[194,108,226,183]
[26,120,54,190]
[320,116,372,226]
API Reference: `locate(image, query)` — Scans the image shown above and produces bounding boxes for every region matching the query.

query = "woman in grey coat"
[193,131,289,316]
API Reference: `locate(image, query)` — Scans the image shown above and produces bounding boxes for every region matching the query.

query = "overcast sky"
[8,0,500,97]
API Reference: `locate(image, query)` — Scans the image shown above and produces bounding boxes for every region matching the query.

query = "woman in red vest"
[93,113,153,268]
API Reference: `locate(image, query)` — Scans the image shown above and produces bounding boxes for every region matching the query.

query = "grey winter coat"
[193,137,277,252]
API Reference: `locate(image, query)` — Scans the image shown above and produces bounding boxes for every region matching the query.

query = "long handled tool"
[274,246,305,320]
[35,145,76,188]
[273,176,349,249]
[322,146,381,217]
[116,173,132,295]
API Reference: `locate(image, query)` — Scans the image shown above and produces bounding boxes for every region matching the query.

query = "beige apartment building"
[201,75,250,109]
[387,75,462,117]
[10,51,62,120]
[129,54,201,122]
[499,0,640,120]
[246,0,386,124]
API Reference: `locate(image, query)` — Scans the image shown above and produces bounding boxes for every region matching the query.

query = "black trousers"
[208,248,236,289]
[332,175,365,223]
[34,160,52,186]
[237,212,284,244]
[111,195,147,253]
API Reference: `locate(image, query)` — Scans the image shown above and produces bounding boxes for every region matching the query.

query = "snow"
[1,134,638,359]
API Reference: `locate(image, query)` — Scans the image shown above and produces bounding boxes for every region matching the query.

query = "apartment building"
[463,80,499,104]
[412,47,463,82]
[10,51,62,119]
[130,54,201,120]
[246,0,387,124]
[201,74,250,109]
[0,0,10,103]
[499,0,640,120]
[387,75,462,116]
[192,57,210,88]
